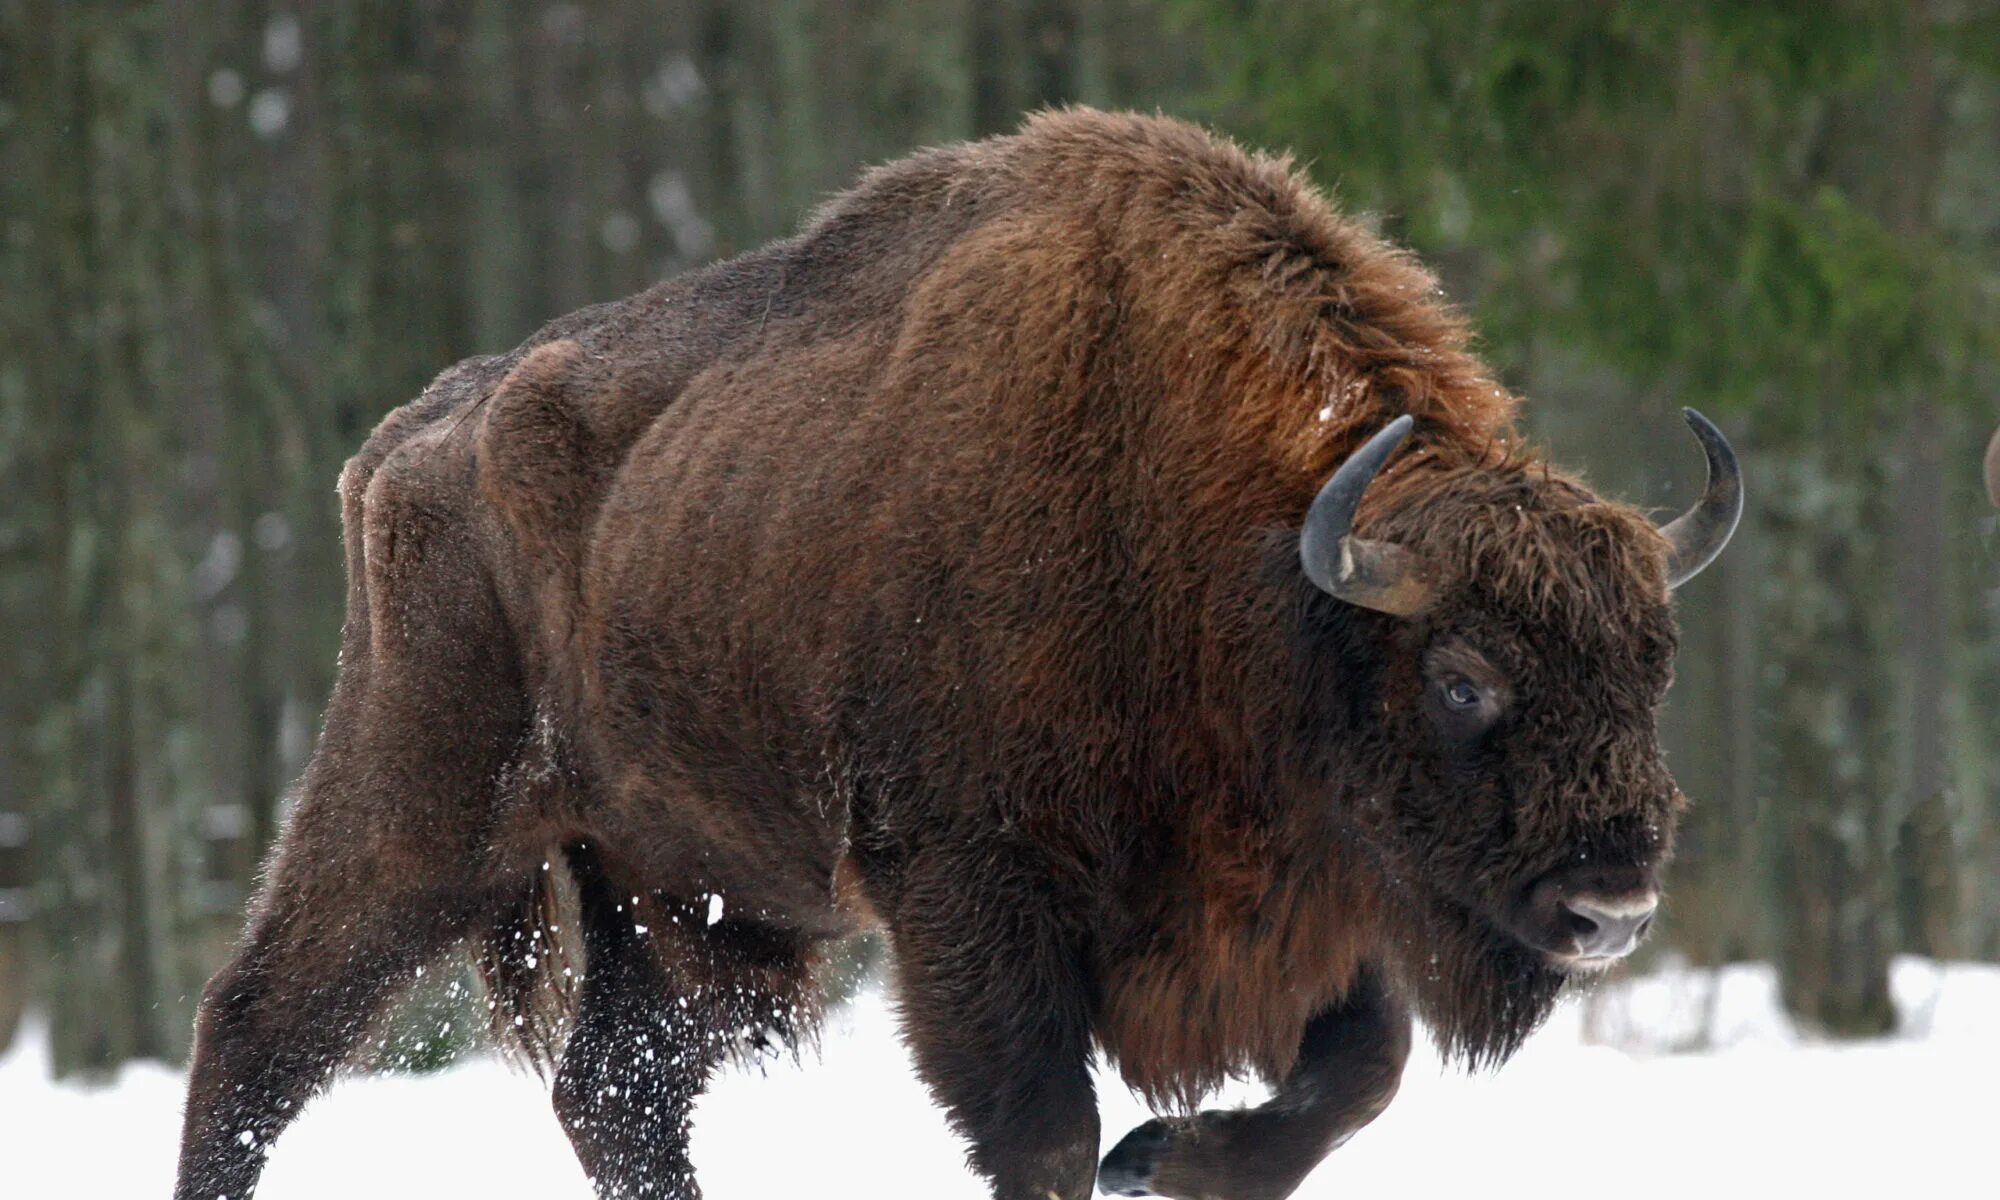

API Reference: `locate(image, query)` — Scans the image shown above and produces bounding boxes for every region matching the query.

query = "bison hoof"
[1098,1118,1177,1196]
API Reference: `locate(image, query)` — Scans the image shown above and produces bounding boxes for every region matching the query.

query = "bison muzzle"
[173,109,1741,1200]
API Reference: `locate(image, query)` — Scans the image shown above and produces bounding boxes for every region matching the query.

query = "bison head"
[1298,411,1740,1062]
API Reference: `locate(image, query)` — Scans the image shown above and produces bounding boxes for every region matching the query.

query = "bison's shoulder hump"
[812,109,1517,452]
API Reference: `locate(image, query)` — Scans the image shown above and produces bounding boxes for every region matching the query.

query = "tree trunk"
[1760,434,1897,1037]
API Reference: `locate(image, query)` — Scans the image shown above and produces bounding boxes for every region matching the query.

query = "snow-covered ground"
[6,957,1993,1199]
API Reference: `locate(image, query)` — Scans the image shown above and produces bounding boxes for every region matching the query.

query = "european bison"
[175,110,1740,1200]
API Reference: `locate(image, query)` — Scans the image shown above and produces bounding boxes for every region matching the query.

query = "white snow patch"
[3,957,1991,1198]
[706,894,725,926]
[248,89,290,138]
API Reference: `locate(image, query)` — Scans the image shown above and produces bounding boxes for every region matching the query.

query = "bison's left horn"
[1300,415,1435,617]
[1660,408,1744,589]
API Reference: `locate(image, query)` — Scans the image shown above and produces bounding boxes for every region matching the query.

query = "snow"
[5,957,1992,1199]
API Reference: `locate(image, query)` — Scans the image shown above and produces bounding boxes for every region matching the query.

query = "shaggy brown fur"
[175,110,1699,1200]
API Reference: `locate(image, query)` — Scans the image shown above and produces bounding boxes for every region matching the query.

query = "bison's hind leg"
[174,432,530,1200]
[551,846,817,1200]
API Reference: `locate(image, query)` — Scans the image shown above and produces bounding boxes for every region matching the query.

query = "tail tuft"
[475,849,579,1073]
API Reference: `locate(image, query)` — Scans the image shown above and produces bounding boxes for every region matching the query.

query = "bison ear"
[1659,409,1744,590]
[1299,416,1436,617]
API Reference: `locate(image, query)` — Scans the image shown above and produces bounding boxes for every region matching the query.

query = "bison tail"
[475,845,584,1075]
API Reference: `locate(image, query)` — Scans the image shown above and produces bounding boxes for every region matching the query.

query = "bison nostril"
[1559,894,1658,958]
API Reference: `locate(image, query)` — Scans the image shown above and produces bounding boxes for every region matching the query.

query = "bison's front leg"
[891,847,1101,1200]
[1098,966,1410,1200]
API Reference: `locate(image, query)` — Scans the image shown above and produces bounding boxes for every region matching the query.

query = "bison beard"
[174,109,1736,1200]
[1403,894,1570,1069]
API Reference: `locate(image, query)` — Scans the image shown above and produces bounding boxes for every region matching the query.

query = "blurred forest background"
[2,0,1997,1079]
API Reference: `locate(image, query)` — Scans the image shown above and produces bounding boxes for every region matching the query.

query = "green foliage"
[365,967,487,1076]
[1180,0,1998,421]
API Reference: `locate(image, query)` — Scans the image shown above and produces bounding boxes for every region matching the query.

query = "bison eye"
[1442,677,1483,709]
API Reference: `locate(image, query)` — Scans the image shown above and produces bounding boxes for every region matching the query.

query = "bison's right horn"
[1660,408,1744,590]
[1299,415,1435,617]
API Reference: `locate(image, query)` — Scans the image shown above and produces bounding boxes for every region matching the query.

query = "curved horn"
[1299,415,1435,616]
[1661,408,1744,590]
